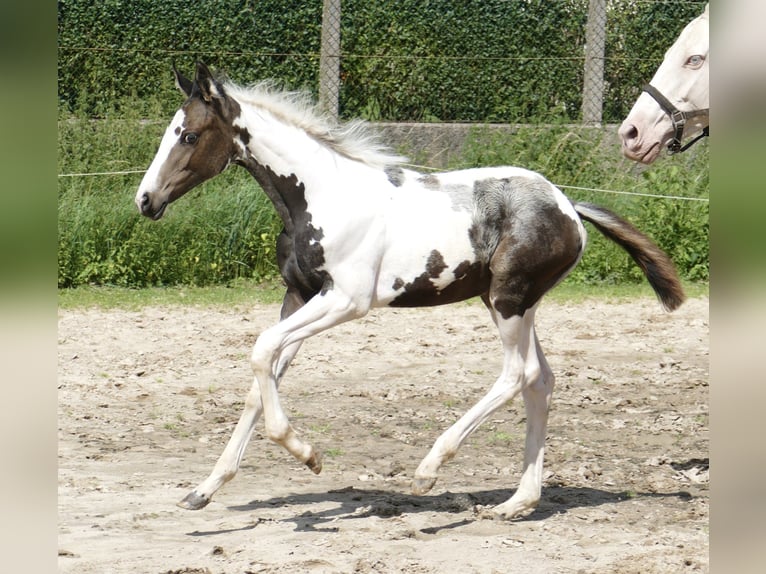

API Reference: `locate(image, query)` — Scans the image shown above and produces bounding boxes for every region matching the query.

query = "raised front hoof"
[411,476,437,495]
[305,451,322,475]
[177,491,211,511]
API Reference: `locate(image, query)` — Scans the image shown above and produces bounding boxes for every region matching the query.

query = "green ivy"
[58,0,706,122]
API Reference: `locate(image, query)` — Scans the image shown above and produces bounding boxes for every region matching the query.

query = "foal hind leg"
[414,210,577,517]
[488,333,554,519]
[413,306,539,497]
[178,289,306,510]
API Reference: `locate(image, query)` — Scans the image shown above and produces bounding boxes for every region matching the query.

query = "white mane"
[224,80,406,169]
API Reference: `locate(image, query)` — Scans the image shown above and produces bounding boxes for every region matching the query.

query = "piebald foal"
[136,62,684,519]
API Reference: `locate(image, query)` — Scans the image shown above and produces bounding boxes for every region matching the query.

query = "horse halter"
[642,83,709,154]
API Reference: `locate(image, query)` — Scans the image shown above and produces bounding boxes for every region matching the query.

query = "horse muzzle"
[136,191,169,220]
[618,120,664,164]
[641,83,709,157]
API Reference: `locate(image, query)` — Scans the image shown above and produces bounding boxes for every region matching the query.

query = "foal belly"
[386,258,490,307]
[375,210,488,307]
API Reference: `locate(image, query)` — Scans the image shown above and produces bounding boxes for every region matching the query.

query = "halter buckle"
[670,109,687,130]
[642,83,708,155]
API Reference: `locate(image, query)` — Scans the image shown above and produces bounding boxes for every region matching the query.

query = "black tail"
[574,202,685,311]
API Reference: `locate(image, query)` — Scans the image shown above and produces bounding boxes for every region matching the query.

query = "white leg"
[490,333,554,519]
[250,289,362,468]
[178,290,306,510]
[177,339,304,510]
[413,309,540,504]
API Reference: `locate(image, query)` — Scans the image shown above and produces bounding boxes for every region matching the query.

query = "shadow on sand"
[186,481,696,537]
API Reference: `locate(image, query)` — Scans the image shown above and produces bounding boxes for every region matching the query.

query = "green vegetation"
[58,115,708,289]
[57,278,707,310]
[58,0,705,122]
[57,0,708,292]
[487,430,518,446]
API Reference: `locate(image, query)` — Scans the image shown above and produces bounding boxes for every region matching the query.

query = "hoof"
[305,451,322,474]
[476,506,507,521]
[411,476,437,495]
[480,499,537,521]
[177,491,211,510]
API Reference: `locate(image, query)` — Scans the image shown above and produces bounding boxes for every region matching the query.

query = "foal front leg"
[177,340,303,510]
[250,289,363,471]
[178,290,305,510]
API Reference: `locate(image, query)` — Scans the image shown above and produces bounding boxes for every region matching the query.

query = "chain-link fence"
[318,0,342,121]
[316,0,703,125]
[582,0,607,124]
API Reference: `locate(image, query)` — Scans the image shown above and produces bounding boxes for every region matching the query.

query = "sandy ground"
[58,295,708,574]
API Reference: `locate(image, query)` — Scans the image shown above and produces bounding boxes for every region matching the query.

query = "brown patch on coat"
[390,250,489,307]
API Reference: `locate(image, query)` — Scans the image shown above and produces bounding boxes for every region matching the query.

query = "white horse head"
[619,4,709,164]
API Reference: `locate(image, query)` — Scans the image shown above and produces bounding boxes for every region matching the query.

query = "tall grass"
[58,109,708,288]
[58,174,282,287]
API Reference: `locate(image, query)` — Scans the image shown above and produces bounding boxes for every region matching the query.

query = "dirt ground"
[58,295,708,574]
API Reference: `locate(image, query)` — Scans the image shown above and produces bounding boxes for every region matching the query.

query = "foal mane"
[223,79,406,169]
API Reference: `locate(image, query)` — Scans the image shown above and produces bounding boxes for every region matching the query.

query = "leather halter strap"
[642,83,709,154]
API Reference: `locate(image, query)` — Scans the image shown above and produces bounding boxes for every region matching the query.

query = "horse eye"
[686,55,704,67]
[182,132,199,145]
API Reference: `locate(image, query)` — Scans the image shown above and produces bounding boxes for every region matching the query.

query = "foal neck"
[234,105,329,182]
[226,82,403,180]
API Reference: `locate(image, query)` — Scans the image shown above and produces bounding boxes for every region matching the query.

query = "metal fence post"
[319,0,341,122]
[582,0,607,125]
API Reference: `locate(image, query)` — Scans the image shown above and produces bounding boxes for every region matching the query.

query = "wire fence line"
[60,46,669,65]
[554,185,708,202]
[56,167,708,203]
[58,170,147,177]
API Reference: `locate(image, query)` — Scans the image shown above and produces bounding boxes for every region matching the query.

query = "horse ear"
[172,62,193,98]
[193,61,224,103]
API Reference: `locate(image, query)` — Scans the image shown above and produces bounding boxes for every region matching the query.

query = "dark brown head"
[135,62,243,219]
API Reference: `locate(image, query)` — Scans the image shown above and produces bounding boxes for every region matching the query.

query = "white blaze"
[135,109,187,206]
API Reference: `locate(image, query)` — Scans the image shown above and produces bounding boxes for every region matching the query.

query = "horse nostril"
[140,193,151,209]
[618,123,639,144]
